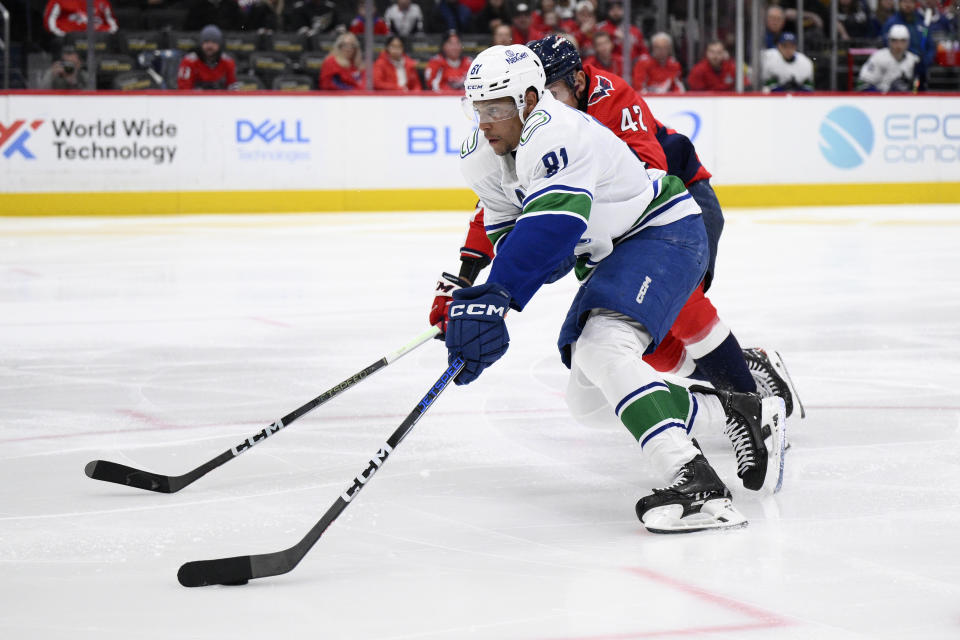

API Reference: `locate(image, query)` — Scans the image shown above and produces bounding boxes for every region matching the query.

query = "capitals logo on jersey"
[587,75,615,107]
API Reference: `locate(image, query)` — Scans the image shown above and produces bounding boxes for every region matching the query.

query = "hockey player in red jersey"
[429,35,803,421]
[176,25,237,91]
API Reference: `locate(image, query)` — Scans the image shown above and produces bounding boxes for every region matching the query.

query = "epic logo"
[0,120,44,159]
[341,444,393,502]
[819,106,874,169]
[231,419,286,455]
[236,119,310,144]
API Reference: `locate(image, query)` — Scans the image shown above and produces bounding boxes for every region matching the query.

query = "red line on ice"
[541,567,789,640]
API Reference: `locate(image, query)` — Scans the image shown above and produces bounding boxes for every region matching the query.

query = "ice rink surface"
[1,205,959,639]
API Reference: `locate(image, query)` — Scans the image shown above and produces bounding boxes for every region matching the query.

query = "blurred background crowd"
[2,0,957,91]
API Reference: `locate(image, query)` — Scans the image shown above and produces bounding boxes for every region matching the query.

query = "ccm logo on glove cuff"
[449,303,506,317]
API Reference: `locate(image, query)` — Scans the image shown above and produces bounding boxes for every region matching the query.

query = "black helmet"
[527,35,582,89]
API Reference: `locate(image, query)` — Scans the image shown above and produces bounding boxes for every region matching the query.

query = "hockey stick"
[84,325,442,494]
[177,356,464,587]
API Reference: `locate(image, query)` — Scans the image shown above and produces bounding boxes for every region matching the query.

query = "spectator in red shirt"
[511,3,545,44]
[373,35,422,91]
[632,31,685,93]
[177,25,237,90]
[561,0,598,54]
[532,0,555,32]
[582,30,623,76]
[319,31,366,90]
[687,39,738,91]
[44,0,118,36]
[425,31,472,91]
[596,0,646,60]
[348,0,390,35]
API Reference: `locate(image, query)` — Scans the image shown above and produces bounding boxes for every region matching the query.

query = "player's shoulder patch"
[460,127,480,158]
[519,109,551,147]
[587,74,616,106]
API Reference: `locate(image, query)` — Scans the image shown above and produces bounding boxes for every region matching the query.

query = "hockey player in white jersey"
[445,44,786,533]
[858,25,920,93]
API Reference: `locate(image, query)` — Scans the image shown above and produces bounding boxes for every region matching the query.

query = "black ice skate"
[743,347,806,419]
[636,446,747,534]
[690,385,787,494]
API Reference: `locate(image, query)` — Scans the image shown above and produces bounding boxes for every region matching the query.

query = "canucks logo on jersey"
[587,75,615,106]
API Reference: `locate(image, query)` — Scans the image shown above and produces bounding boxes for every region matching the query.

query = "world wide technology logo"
[0,120,44,159]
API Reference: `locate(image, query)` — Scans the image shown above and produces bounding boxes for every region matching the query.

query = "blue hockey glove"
[445,283,511,385]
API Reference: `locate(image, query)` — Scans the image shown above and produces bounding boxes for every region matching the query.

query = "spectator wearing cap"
[430,0,472,34]
[43,0,118,36]
[384,0,424,37]
[374,34,422,91]
[319,31,366,90]
[349,0,389,35]
[583,31,623,76]
[424,31,473,90]
[882,0,936,74]
[760,31,813,92]
[858,24,920,92]
[474,0,511,33]
[183,0,243,31]
[177,25,237,90]
[511,4,545,45]
[596,0,646,60]
[561,0,598,54]
[631,31,684,93]
[687,39,738,91]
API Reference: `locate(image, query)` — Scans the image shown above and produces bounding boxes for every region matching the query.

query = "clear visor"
[546,80,575,103]
[460,97,520,124]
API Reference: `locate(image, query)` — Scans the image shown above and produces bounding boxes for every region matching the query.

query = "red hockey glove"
[430,272,472,337]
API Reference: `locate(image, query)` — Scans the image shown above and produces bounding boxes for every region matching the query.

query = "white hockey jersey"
[459,90,699,308]
[858,48,919,93]
[760,48,814,91]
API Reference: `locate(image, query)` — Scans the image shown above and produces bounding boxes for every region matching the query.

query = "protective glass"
[461,97,520,124]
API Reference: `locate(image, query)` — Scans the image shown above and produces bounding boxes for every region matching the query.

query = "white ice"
[1,206,958,639]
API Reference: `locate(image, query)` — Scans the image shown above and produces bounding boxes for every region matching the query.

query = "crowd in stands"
[26,0,960,91]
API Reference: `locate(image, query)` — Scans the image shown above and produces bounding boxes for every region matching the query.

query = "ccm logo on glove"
[449,303,507,318]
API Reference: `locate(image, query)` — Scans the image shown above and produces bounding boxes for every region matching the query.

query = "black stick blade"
[84,460,173,493]
[178,555,253,587]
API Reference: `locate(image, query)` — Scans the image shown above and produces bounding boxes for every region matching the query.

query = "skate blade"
[769,350,806,419]
[642,499,748,534]
[761,396,787,495]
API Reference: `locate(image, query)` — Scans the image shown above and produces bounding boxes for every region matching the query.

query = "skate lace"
[659,468,690,491]
[723,418,756,475]
[744,349,786,398]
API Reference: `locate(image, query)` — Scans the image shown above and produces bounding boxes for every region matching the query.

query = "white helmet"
[464,45,546,120]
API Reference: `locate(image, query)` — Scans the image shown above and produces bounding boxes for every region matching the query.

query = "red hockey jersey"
[177,53,237,90]
[44,0,118,36]
[424,55,472,91]
[632,55,685,94]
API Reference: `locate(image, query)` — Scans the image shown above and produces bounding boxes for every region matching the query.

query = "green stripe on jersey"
[487,224,514,248]
[619,381,692,442]
[638,175,689,223]
[523,192,592,220]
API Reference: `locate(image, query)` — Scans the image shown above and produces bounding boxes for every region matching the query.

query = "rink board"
[1,92,959,214]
